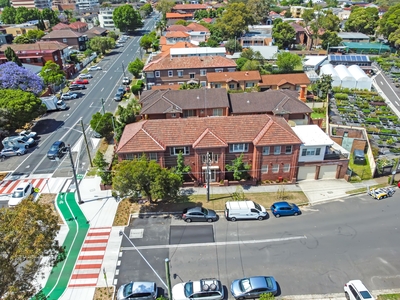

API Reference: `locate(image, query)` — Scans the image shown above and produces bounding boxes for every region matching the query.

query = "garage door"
[318,165,338,179]
[297,166,316,180]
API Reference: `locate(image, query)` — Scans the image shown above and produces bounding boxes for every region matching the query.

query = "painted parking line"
[38,192,89,300]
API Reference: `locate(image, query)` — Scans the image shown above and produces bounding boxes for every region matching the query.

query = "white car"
[8,182,33,207]
[344,280,375,300]
[61,92,78,100]
[19,130,37,139]
[172,279,224,300]
[79,73,93,79]
[88,65,102,71]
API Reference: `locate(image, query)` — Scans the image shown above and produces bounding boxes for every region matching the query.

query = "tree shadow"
[32,119,65,135]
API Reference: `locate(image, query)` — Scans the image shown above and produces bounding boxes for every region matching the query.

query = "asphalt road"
[374,71,400,115]
[0,16,157,176]
[116,192,400,298]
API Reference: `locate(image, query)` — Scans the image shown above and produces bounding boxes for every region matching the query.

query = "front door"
[204,170,216,182]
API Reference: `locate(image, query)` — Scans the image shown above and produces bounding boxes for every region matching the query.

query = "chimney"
[299,85,307,102]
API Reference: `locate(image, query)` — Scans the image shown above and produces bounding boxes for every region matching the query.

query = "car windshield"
[253,202,262,211]
[50,145,59,151]
[184,282,193,297]
[359,291,372,299]
[20,136,28,142]
[12,191,23,198]
[240,279,252,292]
[201,208,209,214]
[265,277,274,289]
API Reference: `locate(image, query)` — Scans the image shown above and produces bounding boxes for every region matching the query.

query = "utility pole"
[121,62,126,77]
[66,145,84,204]
[101,98,105,114]
[165,258,172,300]
[80,119,93,167]
[206,151,210,202]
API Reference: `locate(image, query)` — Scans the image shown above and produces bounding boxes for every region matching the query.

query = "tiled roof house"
[207,70,261,91]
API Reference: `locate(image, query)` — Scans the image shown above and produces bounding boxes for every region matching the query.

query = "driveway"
[298,179,355,204]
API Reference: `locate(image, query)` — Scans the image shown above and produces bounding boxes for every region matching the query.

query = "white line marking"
[380,81,383,85]
[109,76,112,80]
[101,88,104,92]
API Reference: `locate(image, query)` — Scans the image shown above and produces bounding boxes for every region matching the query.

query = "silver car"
[231,276,278,299]
[173,278,224,300]
[117,281,157,300]
[0,146,26,158]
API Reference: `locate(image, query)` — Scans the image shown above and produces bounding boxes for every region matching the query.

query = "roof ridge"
[270,116,302,143]
[141,128,165,150]
[253,117,273,145]
[193,128,227,148]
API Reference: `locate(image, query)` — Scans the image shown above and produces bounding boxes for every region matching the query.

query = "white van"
[225,201,267,221]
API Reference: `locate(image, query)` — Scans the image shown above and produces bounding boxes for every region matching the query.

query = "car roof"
[53,140,64,146]
[187,206,202,213]
[248,276,270,289]
[15,181,32,189]
[273,201,290,207]
[129,281,156,294]
[348,280,370,291]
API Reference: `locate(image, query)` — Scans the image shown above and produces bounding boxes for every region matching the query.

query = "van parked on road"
[225,201,267,221]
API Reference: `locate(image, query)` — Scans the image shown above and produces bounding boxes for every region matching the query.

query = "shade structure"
[334,64,356,89]
[348,65,372,91]
[320,64,341,87]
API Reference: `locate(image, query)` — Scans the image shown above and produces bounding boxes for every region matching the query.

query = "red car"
[72,79,89,85]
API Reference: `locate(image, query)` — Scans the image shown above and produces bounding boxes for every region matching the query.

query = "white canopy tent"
[334,65,357,89]
[348,65,372,91]
[320,64,341,87]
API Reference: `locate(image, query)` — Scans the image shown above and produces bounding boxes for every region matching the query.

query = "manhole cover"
[129,229,144,239]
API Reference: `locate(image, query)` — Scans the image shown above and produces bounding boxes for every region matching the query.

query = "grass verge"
[378,294,400,300]
[93,286,114,300]
[346,183,388,195]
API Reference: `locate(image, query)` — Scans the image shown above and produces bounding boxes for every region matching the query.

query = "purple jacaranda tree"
[0,62,44,96]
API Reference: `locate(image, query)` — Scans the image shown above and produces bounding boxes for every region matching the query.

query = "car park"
[60,92,78,100]
[47,140,65,160]
[72,79,89,85]
[0,146,26,158]
[113,91,124,101]
[117,281,157,300]
[78,73,93,79]
[172,278,224,300]
[231,276,278,299]
[69,84,86,90]
[270,201,301,218]
[344,280,375,300]
[88,65,102,71]
[182,207,218,222]
[8,182,34,207]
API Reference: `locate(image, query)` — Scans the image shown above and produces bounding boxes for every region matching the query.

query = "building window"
[202,153,219,164]
[229,143,249,153]
[213,108,223,116]
[228,68,236,72]
[302,148,321,156]
[178,82,184,85]
[261,165,268,173]
[63,38,67,43]
[54,55,58,61]
[200,81,206,87]
[200,69,206,76]
[189,73,195,79]
[149,153,157,161]
[170,146,190,155]
[155,71,160,77]
[262,146,270,155]
[125,153,134,160]
[215,68,223,72]
[215,83,222,88]
[285,145,292,154]
[229,83,235,89]
[245,82,254,88]
[177,70,183,77]
[168,70,173,77]
[272,164,279,173]
[274,146,281,155]
[183,110,195,118]
[283,164,290,172]
[171,113,176,118]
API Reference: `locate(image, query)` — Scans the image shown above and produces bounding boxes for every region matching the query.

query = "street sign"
[76,174,84,180]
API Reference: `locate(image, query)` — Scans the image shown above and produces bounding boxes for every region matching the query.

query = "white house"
[98,7,115,30]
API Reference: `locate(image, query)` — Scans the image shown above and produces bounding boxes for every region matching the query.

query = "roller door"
[297,166,316,181]
[318,165,337,179]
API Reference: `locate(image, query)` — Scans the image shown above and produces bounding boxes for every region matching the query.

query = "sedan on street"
[0,146,26,158]
[79,73,93,79]
[88,65,102,71]
[60,92,78,100]
[72,79,89,85]
[182,207,218,223]
[69,84,86,90]
[231,276,278,299]
[270,201,301,218]
[117,281,157,300]
[113,91,124,102]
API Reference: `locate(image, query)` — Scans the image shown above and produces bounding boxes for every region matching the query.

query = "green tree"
[301,8,314,27]
[41,7,59,26]
[320,10,340,32]
[40,61,65,92]
[0,199,65,299]
[0,6,16,23]
[90,112,114,137]
[215,2,255,39]
[140,34,154,52]
[247,0,271,24]
[272,19,296,49]
[276,51,302,73]
[88,36,115,54]
[226,153,251,180]
[15,6,39,23]
[93,151,108,170]
[155,0,175,19]
[113,156,181,202]
[13,35,33,44]
[4,47,22,66]
[241,60,260,71]
[379,3,400,44]
[26,29,45,41]
[128,58,145,78]
[321,31,342,50]
[175,19,188,26]
[179,83,201,89]
[140,3,153,16]
[235,57,248,71]
[0,0,10,8]
[389,27,400,49]
[315,74,332,99]
[107,31,119,41]
[113,4,143,32]
[0,89,46,130]
[174,152,191,181]
[224,39,242,54]
[345,7,379,35]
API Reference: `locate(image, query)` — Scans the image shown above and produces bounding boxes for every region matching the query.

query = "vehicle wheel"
[238,297,245,300]
[258,216,264,221]
[294,212,298,216]
[275,214,280,218]
[345,292,350,300]
[25,145,29,149]
[185,218,192,223]
[17,153,21,156]
[231,217,237,222]
[207,218,213,223]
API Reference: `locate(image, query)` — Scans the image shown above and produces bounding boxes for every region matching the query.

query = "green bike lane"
[39,192,89,300]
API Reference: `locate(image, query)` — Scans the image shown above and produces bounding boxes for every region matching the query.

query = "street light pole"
[165,258,172,300]
[101,98,105,114]
[122,62,126,77]
[80,119,93,167]
[66,144,84,204]
[206,152,210,203]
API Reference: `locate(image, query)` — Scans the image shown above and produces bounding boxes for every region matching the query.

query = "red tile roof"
[143,55,237,71]
[42,29,83,38]
[166,12,193,19]
[53,22,70,30]
[166,25,188,32]
[202,18,213,23]
[0,41,68,52]
[206,71,261,82]
[160,41,198,53]
[165,31,190,38]
[69,21,88,29]
[117,115,302,154]
[259,73,310,87]
[173,4,208,10]
[186,22,209,32]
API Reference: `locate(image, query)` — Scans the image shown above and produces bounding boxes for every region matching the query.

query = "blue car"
[231,276,278,299]
[270,201,301,218]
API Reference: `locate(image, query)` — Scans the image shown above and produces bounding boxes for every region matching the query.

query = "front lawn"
[378,294,400,300]
[349,154,372,181]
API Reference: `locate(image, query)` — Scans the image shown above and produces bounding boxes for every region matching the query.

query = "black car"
[69,84,86,90]
[182,207,218,223]
[47,141,66,160]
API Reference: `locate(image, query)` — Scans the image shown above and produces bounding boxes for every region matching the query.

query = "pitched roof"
[165,31,190,38]
[69,21,88,29]
[186,22,209,32]
[53,22,70,30]
[173,4,208,10]
[166,12,193,18]
[229,90,312,115]
[139,88,229,115]
[143,55,237,71]
[0,41,68,52]
[149,85,182,91]
[290,22,305,32]
[116,114,302,153]
[206,70,261,82]
[201,18,214,23]
[166,24,188,32]
[259,73,310,87]
[86,26,108,35]
[160,41,198,53]
[42,29,83,39]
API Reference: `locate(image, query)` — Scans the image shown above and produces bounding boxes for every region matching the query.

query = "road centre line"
[121,236,306,251]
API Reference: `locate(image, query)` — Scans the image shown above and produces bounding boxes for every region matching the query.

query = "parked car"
[122,77,131,85]
[172,278,224,300]
[78,73,93,79]
[270,201,301,218]
[61,92,78,100]
[69,84,86,90]
[182,207,218,223]
[116,43,124,48]
[47,140,66,160]
[88,65,102,71]
[113,91,124,102]
[72,79,89,85]
[8,182,33,207]
[117,281,157,300]
[117,86,126,94]
[231,276,278,299]
[0,146,26,158]
[19,130,37,139]
[344,280,375,300]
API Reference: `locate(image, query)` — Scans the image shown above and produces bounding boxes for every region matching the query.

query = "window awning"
[201,166,219,170]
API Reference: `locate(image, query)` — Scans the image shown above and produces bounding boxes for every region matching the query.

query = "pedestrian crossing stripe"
[0,177,67,195]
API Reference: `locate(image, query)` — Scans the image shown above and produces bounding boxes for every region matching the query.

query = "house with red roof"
[69,21,89,33]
